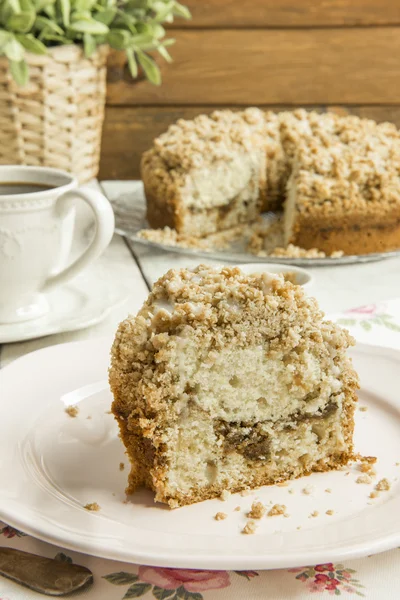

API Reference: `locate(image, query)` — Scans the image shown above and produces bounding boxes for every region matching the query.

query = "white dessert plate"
[0,268,129,344]
[110,183,400,266]
[1,338,400,569]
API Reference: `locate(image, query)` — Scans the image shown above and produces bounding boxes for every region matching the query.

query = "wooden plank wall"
[99,0,400,180]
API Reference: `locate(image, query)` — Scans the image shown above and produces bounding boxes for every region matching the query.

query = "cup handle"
[41,187,115,293]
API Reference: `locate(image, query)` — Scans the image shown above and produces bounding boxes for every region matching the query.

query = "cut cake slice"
[109,266,359,508]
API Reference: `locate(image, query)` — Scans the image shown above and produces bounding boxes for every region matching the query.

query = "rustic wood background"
[99,0,400,180]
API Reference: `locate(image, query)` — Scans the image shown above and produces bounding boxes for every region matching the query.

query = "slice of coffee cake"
[110,266,359,508]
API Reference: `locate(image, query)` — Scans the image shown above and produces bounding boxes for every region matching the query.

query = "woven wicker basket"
[0,44,108,183]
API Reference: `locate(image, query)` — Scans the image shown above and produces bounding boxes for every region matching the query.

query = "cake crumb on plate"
[65,405,78,418]
[214,512,227,521]
[302,485,314,495]
[325,488,332,493]
[356,474,372,484]
[359,406,368,412]
[240,489,251,497]
[248,501,266,519]
[369,490,379,499]
[326,510,334,516]
[375,478,391,491]
[84,502,100,511]
[242,520,257,534]
[309,510,319,518]
[268,504,287,517]
[220,490,231,501]
[234,506,241,512]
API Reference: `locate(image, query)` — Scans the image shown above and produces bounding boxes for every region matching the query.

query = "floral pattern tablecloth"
[1,299,400,600]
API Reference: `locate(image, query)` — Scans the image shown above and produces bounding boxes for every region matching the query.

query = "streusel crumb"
[119,462,125,471]
[242,520,257,534]
[65,405,79,418]
[84,502,100,511]
[268,504,287,517]
[356,474,372,484]
[375,478,391,491]
[248,501,266,519]
[214,512,228,521]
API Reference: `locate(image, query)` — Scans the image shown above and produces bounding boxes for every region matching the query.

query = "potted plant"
[0,0,190,182]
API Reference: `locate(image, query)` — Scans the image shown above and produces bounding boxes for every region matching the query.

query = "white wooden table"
[1,181,400,600]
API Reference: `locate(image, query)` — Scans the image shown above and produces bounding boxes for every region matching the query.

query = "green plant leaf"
[360,320,372,331]
[126,46,137,76]
[69,18,108,33]
[6,11,35,32]
[102,572,139,585]
[153,0,174,22]
[16,33,47,53]
[152,587,175,600]
[123,582,152,598]
[172,2,190,19]
[107,28,131,49]
[157,43,172,62]
[43,3,56,17]
[136,49,160,84]
[34,15,64,33]
[0,30,12,48]
[4,35,24,60]
[93,6,116,24]
[83,31,96,55]
[8,0,22,14]
[74,0,96,10]
[40,32,70,41]
[9,58,28,85]
[58,0,70,26]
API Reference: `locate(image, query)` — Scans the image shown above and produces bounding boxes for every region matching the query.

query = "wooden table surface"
[1,179,400,369]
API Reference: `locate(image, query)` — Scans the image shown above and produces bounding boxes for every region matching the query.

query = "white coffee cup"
[0,166,115,324]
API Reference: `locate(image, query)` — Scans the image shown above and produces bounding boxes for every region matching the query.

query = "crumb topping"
[248,501,266,519]
[375,478,391,491]
[356,474,372,484]
[268,504,287,516]
[214,512,228,521]
[65,405,79,418]
[242,520,257,534]
[84,502,100,511]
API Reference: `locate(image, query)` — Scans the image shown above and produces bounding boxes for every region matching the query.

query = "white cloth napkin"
[1,299,400,599]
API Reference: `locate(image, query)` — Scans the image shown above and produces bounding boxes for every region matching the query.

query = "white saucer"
[0,271,129,343]
[0,337,400,569]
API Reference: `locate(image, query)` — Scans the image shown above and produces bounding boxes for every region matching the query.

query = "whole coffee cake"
[109,266,359,508]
